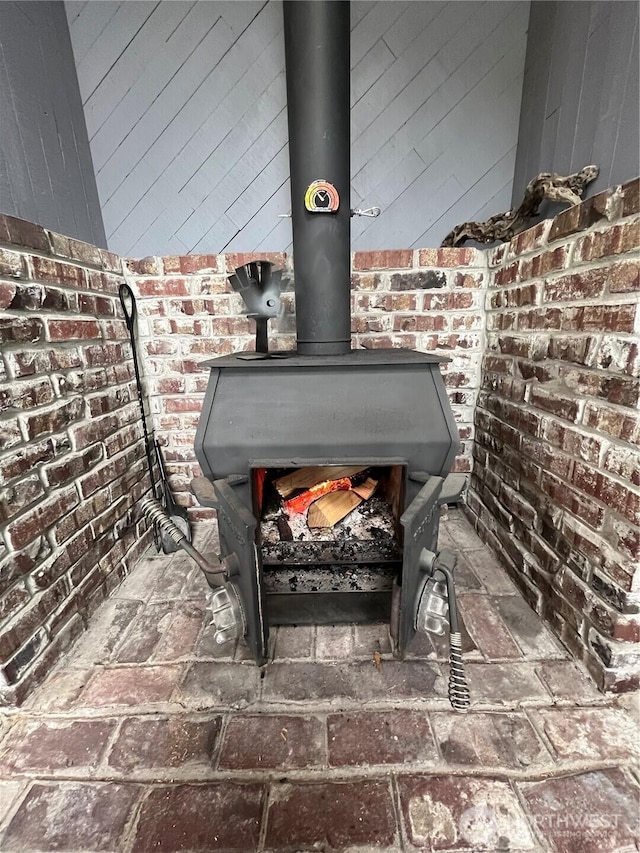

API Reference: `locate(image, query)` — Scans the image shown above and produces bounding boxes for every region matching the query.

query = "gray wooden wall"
[513,0,639,208]
[65,0,529,256]
[0,1,106,247]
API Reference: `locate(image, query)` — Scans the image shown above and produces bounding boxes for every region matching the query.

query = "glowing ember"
[284,477,353,514]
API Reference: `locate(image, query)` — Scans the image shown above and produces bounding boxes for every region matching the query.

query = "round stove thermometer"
[304,179,339,213]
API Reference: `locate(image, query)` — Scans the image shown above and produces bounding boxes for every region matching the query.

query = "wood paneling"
[67,0,529,255]
[0,2,106,246]
[512,1,639,213]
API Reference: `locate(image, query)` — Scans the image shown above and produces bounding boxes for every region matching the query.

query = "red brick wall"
[0,216,151,704]
[125,247,487,520]
[1,177,638,703]
[466,178,640,693]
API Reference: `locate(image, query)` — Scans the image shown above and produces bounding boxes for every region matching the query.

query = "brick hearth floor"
[0,509,638,852]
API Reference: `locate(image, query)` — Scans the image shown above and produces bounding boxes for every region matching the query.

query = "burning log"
[307,477,378,529]
[352,477,378,501]
[277,515,294,541]
[274,466,367,498]
[284,477,353,514]
[308,489,363,529]
[277,467,379,530]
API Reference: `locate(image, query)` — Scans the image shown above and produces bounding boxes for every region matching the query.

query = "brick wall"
[1,177,638,704]
[124,247,487,520]
[0,215,151,704]
[466,178,640,692]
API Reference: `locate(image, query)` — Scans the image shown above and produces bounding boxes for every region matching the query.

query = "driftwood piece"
[308,490,363,528]
[274,466,368,498]
[441,165,599,247]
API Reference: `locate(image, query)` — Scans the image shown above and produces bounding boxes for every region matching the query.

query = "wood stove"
[193,347,464,664]
[189,2,469,710]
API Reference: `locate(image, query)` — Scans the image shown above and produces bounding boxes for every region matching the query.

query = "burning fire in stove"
[278,467,375,523]
[254,465,405,569]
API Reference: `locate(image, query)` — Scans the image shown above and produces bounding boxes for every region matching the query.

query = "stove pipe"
[283,0,351,356]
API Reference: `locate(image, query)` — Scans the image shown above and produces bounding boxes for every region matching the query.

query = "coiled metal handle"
[139,497,226,582]
[140,497,185,544]
[448,631,471,712]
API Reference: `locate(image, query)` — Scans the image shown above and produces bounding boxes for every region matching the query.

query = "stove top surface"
[202,348,447,369]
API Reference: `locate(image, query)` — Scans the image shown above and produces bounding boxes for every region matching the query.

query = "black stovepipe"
[283,0,351,356]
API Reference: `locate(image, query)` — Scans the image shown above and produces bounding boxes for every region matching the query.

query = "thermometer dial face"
[305,180,339,213]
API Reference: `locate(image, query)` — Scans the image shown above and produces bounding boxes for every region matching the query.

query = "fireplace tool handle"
[417,549,471,712]
[139,497,227,587]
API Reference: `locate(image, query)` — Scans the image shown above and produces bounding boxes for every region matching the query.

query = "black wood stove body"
[191,1,467,681]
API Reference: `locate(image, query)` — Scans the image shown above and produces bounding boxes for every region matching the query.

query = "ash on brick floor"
[0,510,638,852]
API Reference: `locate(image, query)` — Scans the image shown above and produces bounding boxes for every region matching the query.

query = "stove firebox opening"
[251,464,407,626]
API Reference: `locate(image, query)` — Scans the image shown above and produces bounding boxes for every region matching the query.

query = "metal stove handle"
[416,548,471,713]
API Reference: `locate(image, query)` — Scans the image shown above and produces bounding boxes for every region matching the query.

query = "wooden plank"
[352,1,483,141]
[67,1,122,67]
[609,26,639,189]
[350,2,371,31]
[352,148,427,217]
[0,2,105,244]
[351,38,395,105]
[68,0,532,255]
[0,44,37,223]
[97,15,234,203]
[467,180,513,225]
[350,1,409,67]
[65,1,89,29]
[90,3,221,167]
[274,466,368,499]
[569,3,610,177]
[171,27,284,207]
[127,195,194,257]
[252,208,293,254]
[180,82,287,214]
[552,8,591,176]
[511,1,557,200]
[77,2,160,102]
[101,1,281,240]
[143,2,281,177]
[0,146,16,212]
[417,148,518,249]
[226,147,289,229]
[170,108,288,249]
[359,171,461,250]
[353,4,527,210]
[352,477,378,501]
[308,491,363,529]
[383,2,446,58]
[591,2,638,183]
[183,212,238,256]
[84,2,194,141]
[416,46,526,187]
[220,179,290,253]
[353,2,515,172]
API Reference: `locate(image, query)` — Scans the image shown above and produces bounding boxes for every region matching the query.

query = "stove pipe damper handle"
[284,0,352,356]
